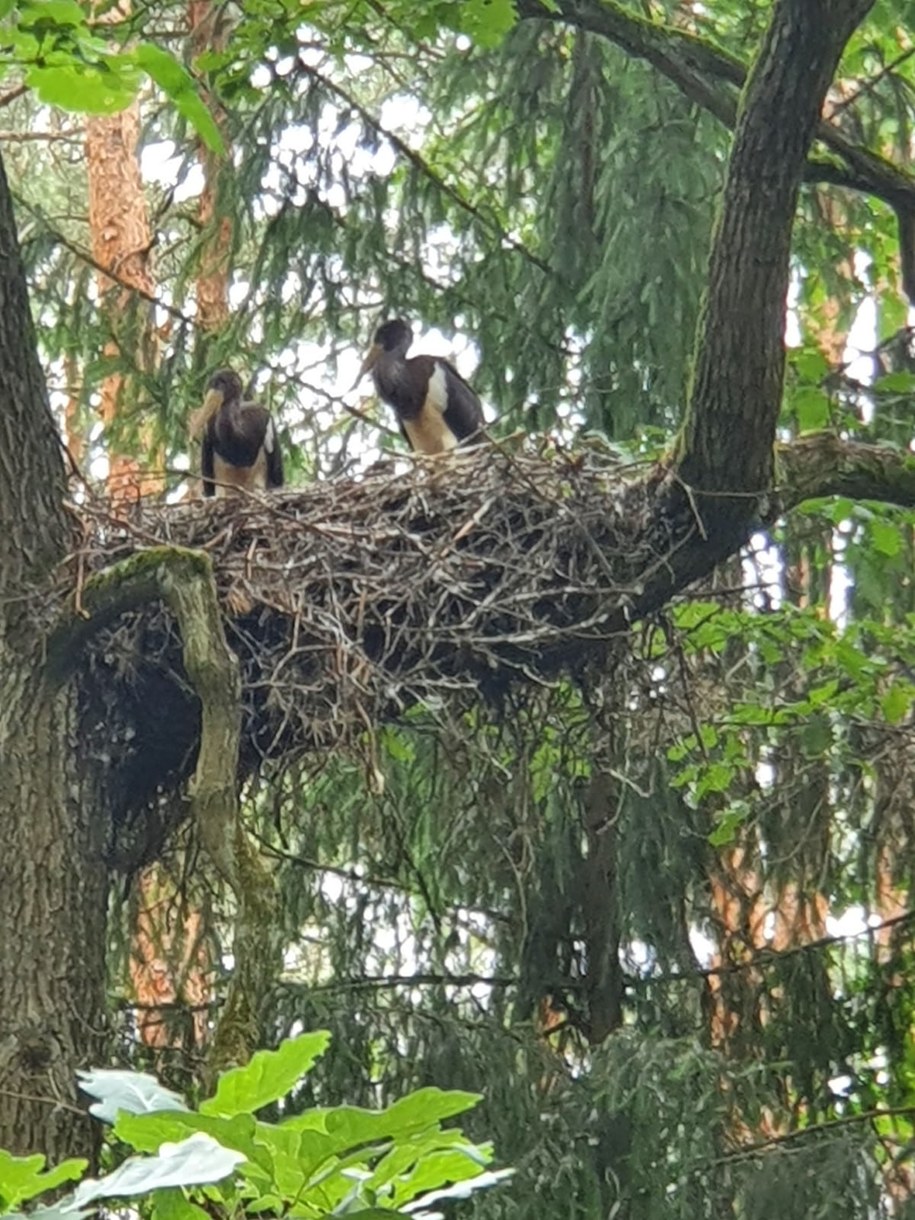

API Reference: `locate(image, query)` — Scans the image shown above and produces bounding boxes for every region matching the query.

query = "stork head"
[355,318,413,385]
[189,368,245,440]
[206,368,244,402]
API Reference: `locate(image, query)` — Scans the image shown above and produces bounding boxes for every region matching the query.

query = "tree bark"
[85,100,160,501]
[0,667,109,1161]
[0,147,105,1160]
[677,0,874,498]
[189,0,233,339]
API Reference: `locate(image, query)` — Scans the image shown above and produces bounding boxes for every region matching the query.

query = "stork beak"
[351,343,381,391]
[188,387,224,440]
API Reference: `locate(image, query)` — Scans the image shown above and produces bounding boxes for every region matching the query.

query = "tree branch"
[518,0,915,299]
[676,0,874,498]
[45,545,277,1071]
[777,432,915,512]
[295,59,557,280]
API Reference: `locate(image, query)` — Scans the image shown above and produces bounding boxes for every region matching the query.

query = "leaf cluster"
[0,1033,508,1220]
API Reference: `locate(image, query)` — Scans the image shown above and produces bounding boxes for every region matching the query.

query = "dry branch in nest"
[64,443,676,840]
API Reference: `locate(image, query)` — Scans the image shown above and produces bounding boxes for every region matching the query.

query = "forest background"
[4,0,915,1216]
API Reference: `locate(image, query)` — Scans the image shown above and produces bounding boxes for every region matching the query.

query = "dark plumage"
[358,318,485,454]
[190,369,283,498]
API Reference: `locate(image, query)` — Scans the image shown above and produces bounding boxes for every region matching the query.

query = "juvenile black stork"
[357,318,485,454]
[190,369,284,498]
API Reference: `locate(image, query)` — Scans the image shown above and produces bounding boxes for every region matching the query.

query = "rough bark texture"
[777,432,915,511]
[0,147,104,1160]
[85,101,160,500]
[0,164,69,594]
[0,665,108,1160]
[678,0,874,498]
[189,0,233,338]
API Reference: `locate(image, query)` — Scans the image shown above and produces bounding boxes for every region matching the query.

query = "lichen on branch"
[45,543,277,1068]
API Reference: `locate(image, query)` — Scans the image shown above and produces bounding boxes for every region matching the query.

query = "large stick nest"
[68,444,672,832]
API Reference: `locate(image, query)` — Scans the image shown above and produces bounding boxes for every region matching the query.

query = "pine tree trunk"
[189,0,232,338]
[0,149,108,1160]
[85,100,159,500]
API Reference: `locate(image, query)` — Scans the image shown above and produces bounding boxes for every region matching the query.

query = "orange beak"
[351,342,382,392]
[188,387,224,440]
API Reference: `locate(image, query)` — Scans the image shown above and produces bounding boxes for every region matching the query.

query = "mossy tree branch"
[518,0,915,301]
[777,433,915,513]
[46,545,277,1071]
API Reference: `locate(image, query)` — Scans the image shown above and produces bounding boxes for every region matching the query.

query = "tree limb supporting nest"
[45,545,277,1069]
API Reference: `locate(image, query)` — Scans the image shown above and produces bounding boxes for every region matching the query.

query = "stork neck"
[215,389,245,440]
[373,347,411,398]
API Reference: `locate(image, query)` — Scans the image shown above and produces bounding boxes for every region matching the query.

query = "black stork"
[190,369,284,498]
[357,318,485,454]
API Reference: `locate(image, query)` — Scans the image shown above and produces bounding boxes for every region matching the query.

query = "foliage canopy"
[5,0,915,1217]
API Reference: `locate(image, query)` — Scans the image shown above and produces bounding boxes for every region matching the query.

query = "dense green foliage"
[8,0,915,1215]
[0,1033,506,1218]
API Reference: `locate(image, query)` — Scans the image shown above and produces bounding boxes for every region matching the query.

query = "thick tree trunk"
[0,149,106,1159]
[677,0,874,497]
[0,670,109,1160]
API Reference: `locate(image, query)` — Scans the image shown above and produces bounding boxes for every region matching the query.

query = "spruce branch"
[519,0,915,298]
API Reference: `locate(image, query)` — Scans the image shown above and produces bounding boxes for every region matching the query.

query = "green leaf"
[17,0,86,27]
[449,0,517,47]
[134,43,225,153]
[151,1187,212,1220]
[882,682,913,725]
[114,1111,263,1170]
[201,1031,331,1117]
[792,348,829,383]
[709,807,748,847]
[252,1125,336,1196]
[391,1146,491,1206]
[794,385,830,431]
[289,1087,481,1144]
[0,1151,87,1210]
[25,61,139,113]
[875,370,915,393]
[870,518,902,557]
[695,761,733,798]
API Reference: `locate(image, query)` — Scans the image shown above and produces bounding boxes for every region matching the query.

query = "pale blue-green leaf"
[77,1068,189,1123]
[66,1135,244,1209]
